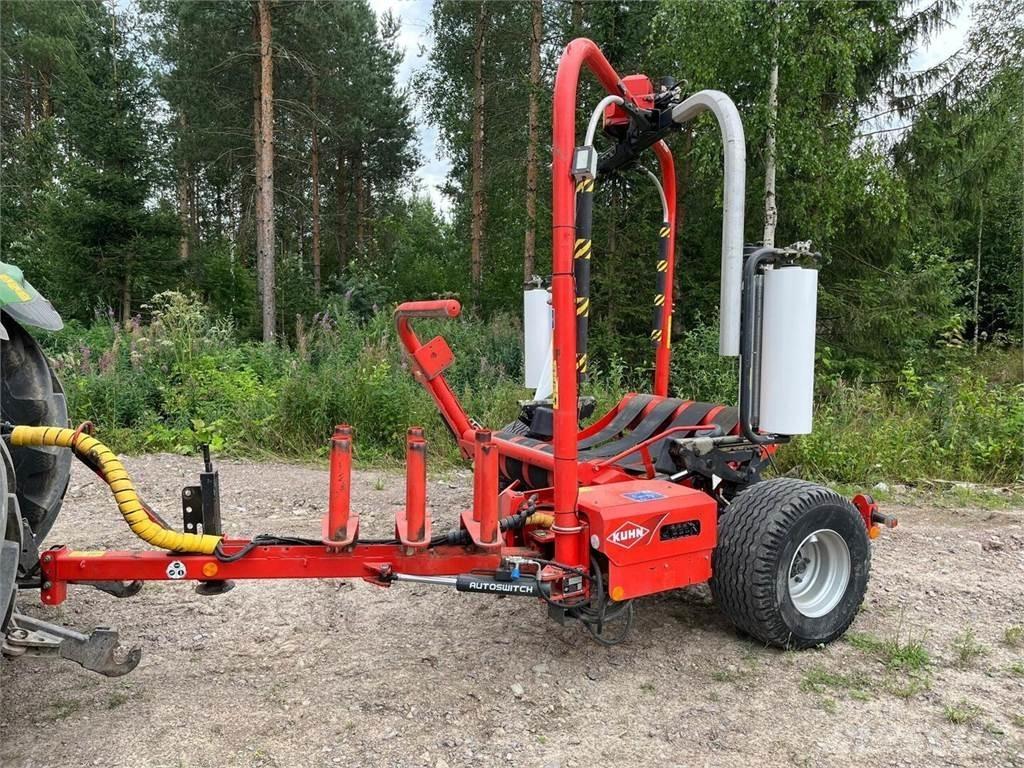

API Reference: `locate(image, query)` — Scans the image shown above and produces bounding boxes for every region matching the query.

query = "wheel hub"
[788,529,851,618]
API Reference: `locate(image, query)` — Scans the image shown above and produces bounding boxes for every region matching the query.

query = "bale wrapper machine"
[1,39,895,676]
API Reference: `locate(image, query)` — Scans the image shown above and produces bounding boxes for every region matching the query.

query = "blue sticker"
[622,490,666,502]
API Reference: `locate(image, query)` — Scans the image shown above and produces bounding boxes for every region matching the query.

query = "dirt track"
[2,454,1023,768]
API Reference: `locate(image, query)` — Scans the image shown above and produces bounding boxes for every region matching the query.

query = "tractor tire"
[710,477,870,649]
[1,441,20,635]
[1,313,71,543]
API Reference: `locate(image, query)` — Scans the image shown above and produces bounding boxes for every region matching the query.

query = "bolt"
[184,489,193,498]
[10,628,28,640]
[42,581,51,590]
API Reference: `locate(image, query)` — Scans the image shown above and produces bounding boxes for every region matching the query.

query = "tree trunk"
[121,264,132,325]
[762,0,780,248]
[973,198,984,353]
[354,153,365,253]
[571,0,583,32]
[257,0,276,343]
[311,76,321,294]
[523,0,542,282]
[252,8,264,295]
[40,68,52,119]
[177,170,191,262]
[336,154,349,273]
[176,114,192,262]
[363,179,373,256]
[22,62,33,133]
[469,3,488,304]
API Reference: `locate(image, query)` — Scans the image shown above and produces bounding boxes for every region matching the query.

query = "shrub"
[40,294,1023,485]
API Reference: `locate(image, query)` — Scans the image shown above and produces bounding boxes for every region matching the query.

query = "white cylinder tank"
[758,266,818,435]
[523,287,553,390]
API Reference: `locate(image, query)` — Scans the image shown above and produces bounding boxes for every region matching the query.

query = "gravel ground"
[2,453,1023,768]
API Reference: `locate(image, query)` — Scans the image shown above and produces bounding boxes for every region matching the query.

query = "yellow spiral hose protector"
[10,426,221,554]
[526,512,554,528]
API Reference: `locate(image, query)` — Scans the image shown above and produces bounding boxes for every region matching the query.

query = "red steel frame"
[37,38,687,602]
[550,38,677,568]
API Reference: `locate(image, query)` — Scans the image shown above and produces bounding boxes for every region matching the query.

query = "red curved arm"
[395,300,472,445]
[652,141,677,397]
[550,39,623,568]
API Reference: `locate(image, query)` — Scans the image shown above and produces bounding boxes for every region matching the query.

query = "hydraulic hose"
[10,426,221,554]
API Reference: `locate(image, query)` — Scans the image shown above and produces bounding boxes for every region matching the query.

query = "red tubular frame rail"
[38,545,521,606]
[549,38,678,568]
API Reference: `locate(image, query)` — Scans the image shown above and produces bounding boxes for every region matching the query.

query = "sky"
[367,0,448,211]
[369,0,974,215]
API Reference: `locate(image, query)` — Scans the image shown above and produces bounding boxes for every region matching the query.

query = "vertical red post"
[405,427,427,543]
[550,39,621,568]
[326,425,353,544]
[474,430,499,545]
[652,140,678,397]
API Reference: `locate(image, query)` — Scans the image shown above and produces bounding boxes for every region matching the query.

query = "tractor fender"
[0,261,63,337]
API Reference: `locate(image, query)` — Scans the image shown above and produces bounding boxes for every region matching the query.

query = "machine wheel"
[1,442,19,635]
[710,477,870,649]
[1,313,71,542]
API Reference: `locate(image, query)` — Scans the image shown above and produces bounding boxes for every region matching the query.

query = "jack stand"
[182,445,234,596]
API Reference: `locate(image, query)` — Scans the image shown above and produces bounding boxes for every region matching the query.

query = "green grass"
[46,697,83,721]
[951,629,988,668]
[1002,626,1024,649]
[1008,661,1024,678]
[799,667,873,698]
[883,673,931,699]
[944,700,982,725]
[847,630,931,671]
[105,691,131,709]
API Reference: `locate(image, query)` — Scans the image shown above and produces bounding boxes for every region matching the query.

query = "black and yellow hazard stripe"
[574,178,594,380]
[651,220,670,347]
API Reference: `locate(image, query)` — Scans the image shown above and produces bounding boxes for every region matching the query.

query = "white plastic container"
[523,288,553,390]
[758,266,818,435]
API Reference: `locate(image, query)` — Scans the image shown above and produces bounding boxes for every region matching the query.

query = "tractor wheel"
[1,442,20,635]
[1,313,71,543]
[710,477,870,649]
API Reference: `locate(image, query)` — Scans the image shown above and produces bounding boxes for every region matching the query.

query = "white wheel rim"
[788,528,851,618]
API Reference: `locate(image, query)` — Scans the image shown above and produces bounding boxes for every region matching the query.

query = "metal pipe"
[474,431,499,544]
[670,90,746,357]
[404,428,427,544]
[642,168,671,363]
[584,94,624,146]
[642,168,669,221]
[740,247,784,445]
[392,573,459,588]
[573,178,594,380]
[550,38,622,569]
[327,425,353,540]
[650,141,678,396]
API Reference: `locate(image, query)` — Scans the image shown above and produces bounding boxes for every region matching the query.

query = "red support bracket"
[323,425,359,549]
[395,427,430,549]
[464,430,501,551]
